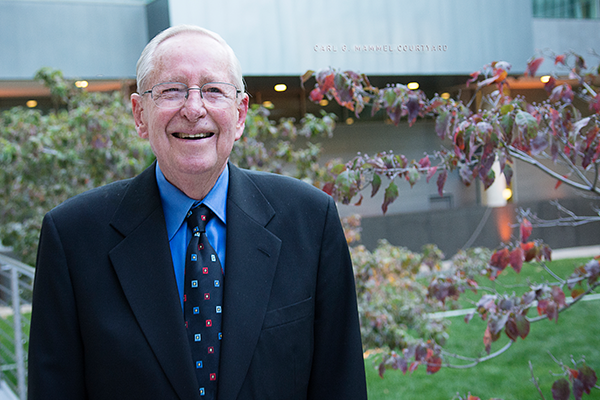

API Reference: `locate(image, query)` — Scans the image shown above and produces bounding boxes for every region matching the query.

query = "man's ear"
[131,93,148,139]
[234,94,249,141]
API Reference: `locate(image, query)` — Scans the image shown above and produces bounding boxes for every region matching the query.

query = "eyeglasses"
[142,82,242,109]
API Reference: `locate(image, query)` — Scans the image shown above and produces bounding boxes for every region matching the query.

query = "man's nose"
[180,88,207,120]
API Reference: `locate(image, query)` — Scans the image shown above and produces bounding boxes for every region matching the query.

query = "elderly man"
[28,25,367,399]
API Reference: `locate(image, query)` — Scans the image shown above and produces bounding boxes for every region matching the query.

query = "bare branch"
[509,146,600,195]
[515,202,600,228]
[441,340,514,368]
[529,360,547,400]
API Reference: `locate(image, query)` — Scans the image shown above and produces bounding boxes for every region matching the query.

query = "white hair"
[135,25,245,96]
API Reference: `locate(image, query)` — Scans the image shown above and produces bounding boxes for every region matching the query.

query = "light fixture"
[26,100,38,108]
[407,82,419,90]
[319,99,329,107]
[502,187,513,201]
[540,75,551,83]
[274,84,287,92]
[262,100,274,108]
[441,92,450,100]
[75,80,89,88]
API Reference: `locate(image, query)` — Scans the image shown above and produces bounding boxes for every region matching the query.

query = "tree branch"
[529,360,547,400]
[527,281,600,323]
[508,146,600,195]
[441,340,514,368]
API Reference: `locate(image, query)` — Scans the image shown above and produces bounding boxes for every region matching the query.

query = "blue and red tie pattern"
[184,204,223,399]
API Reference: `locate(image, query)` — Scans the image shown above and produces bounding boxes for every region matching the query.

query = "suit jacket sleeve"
[28,212,87,399]
[307,196,367,399]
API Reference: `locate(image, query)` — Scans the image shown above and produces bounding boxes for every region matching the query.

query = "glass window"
[532,0,599,18]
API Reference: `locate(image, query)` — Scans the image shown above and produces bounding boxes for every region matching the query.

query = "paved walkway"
[551,245,600,260]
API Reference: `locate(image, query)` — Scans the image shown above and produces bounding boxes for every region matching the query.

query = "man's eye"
[161,87,183,94]
[204,86,224,95]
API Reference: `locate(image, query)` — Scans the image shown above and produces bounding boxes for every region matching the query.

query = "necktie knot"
[187,204,212,233]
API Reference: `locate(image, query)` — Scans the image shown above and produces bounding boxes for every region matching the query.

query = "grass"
[365,258,600,400]
[0,312,30,391]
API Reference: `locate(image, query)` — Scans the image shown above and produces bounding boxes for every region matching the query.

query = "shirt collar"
[155,163,229,241]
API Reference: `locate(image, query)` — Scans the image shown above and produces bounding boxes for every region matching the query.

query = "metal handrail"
[0,253,34,400]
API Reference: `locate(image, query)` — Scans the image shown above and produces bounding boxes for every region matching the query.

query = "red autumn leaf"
[354,194,363,206]
[552,286,567,308]
[426,356,442,374]
[546,301,558,322]
[525,57,544,77]
[466,71,480,87]
[407,95,420,127]
[542,244,552,261]
[378,362,386,379]
[551,378,571,400]
[483,326,493,355]
[537,299,548,316]
[393,355,408,375]
[418,155,431,169]
[520,218,533,242]
[320,72,335,92]
[569,368,579,380]
[590,92,600,114]
[436,170,448,197]
[467,395,481,400]
[573,379,585,400]
[426,165,438,183]
[408,362,419,374]
[504,317,519,341]
[426,348,434,359]
[577,365,598,395]
[309,88,324,102]
[555,54,566,65]
[515,313,530,339]
[521,241,537,262]
[504,313,530,341]
[414,345,428,362]
[510,247,524,273]
[490,248,510,271]
[322,182,334,196]
[545,76,557,95]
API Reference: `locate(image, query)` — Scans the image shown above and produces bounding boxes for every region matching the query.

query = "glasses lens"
[201,83,237,108]
[150,82,239,109]
[152,83,187,109]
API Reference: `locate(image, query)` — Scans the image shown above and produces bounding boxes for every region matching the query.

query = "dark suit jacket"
[28,162,367,399]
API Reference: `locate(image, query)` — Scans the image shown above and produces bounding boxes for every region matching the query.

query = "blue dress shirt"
[155,163,228,307]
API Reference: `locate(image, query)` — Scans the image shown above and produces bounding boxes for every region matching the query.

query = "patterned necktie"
[184,204,223,399]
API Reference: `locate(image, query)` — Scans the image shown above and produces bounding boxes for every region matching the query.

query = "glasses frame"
[142,81,242,109]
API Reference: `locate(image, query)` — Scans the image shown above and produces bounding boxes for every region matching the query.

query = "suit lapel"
[108,164,198,399]
[218,164,282,400]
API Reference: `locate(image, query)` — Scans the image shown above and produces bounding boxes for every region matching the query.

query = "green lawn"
[365,258,600,400]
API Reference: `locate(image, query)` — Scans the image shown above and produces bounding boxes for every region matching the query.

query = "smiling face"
[131,32,248,199]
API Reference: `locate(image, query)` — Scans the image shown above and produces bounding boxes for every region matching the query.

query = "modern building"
[1,0,599,254]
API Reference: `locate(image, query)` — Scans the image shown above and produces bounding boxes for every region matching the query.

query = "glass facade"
[533,0,600,18]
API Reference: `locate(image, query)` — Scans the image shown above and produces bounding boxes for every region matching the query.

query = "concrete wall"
[360,197,600,257]
[0,0,149,80]
[532,18,600,74]
[168,0,534,76]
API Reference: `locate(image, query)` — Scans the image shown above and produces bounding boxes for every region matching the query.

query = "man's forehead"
[157,31,225,56]
[151,33,230,81]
